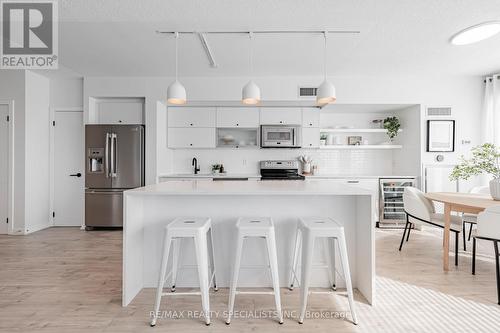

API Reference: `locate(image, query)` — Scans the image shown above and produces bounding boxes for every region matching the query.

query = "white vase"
[490,179,500,201]
[303,162,311,174]
[326,134,335,145]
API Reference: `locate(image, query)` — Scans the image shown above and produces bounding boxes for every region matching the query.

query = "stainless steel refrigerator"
[85,125,145,229]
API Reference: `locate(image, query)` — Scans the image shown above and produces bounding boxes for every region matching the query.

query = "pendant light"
[242,32,261,105]
[316,31,336,105]
[167,32,187,105]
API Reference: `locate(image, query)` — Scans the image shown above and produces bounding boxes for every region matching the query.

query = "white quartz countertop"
[159,173,415,180]
[158,173,261,179]
[126,179,375,196]
[302,174,416,179]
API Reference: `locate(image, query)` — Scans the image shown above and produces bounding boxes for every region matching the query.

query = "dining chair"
[400,187,463,266]
[471,205,500,305]
[462,186,490,251]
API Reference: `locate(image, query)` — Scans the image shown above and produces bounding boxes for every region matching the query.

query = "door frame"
[0,100,14,235]
[49,107,85,229]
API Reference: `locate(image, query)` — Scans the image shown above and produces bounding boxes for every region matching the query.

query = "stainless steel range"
[260,160,305,180]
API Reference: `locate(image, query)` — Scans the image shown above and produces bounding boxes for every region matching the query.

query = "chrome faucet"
[192,157,200,175]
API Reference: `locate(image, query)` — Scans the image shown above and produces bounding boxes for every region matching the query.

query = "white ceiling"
[58,0,500,77]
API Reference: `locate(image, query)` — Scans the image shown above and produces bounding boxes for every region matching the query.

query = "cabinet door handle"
[347,180,359,184]
[190,123,193,126]
[189,143,193,146]
[70,173,82,177]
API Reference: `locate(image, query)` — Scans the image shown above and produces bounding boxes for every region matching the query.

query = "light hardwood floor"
[1,227,499,333]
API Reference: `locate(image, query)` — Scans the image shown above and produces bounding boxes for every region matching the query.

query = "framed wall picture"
[347,136,363,145]
[427,120,455,152]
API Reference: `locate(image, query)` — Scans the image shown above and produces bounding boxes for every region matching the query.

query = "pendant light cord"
[175,32,179,81]
[323,31,328,80]
[249,32,254,80]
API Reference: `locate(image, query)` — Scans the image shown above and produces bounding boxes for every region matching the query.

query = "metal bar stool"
[226,217,283,325]
[150,217,217,327]
[289,217,358,325]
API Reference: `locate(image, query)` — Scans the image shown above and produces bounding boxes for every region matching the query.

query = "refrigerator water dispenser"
[88,148,104,173]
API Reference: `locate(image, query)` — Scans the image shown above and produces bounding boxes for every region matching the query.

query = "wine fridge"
[378,177,416,228]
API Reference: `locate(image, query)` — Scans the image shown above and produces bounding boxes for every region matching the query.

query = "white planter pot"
[490,179,500,201]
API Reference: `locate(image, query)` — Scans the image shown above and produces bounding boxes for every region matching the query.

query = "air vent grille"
[298,87,317,98]
[426,107,452,117]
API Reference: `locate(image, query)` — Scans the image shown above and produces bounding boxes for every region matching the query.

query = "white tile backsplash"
[170,148,393,176]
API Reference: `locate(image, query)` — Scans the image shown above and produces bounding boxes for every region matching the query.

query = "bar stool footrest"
[235,291,276,295]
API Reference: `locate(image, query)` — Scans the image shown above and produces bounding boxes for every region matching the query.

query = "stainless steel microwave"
[260,125,302,148]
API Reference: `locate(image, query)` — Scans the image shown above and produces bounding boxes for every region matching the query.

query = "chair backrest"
[403,187,435,222]
[477,205,500,240]
[470,186,490,195]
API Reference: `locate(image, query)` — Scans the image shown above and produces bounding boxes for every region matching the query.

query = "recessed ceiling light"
[451,21,500,45]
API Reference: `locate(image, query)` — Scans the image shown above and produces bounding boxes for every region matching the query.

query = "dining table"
[424,192,500,271]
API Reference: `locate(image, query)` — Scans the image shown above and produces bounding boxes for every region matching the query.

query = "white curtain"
[482,75,500,146]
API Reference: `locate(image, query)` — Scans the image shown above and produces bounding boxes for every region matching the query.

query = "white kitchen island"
[122,180,376,307]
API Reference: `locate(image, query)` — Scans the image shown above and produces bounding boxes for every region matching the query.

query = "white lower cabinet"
[168,128,216,148]
[302,128,320,148]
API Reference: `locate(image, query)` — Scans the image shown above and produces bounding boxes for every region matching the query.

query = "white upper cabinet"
[168,128,216,148]
[302,128,320,148]
[260,107,302,125]
[302,108,320,127]
[217,107,259,128]
[95,98,145,125]
[168,107,216,128]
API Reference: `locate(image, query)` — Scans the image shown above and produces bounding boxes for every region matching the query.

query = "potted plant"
[450,143,500,200]
[320,133,327,146]
[211,164,222,174]
[383,116,401,143]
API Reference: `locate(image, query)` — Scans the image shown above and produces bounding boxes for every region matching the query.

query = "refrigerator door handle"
[105,132,111,178]
[111,133,118,178]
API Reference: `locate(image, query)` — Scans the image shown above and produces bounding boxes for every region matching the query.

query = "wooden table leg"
[443,203,451,271]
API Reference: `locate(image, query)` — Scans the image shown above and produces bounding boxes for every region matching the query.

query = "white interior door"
[0,104,9,234]
[54,111,84,226]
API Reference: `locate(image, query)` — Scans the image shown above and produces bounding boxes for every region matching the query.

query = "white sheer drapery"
[482,75,500,146]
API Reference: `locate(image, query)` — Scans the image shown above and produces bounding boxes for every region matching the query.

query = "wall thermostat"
[436,154,444,162]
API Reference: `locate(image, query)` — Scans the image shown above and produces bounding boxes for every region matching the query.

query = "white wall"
[0,70,25,233]
[0,70,53,234]
[84,74,483,182]
[50,78,83,108]
[170,148,394,176]
[24,71,50,233]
